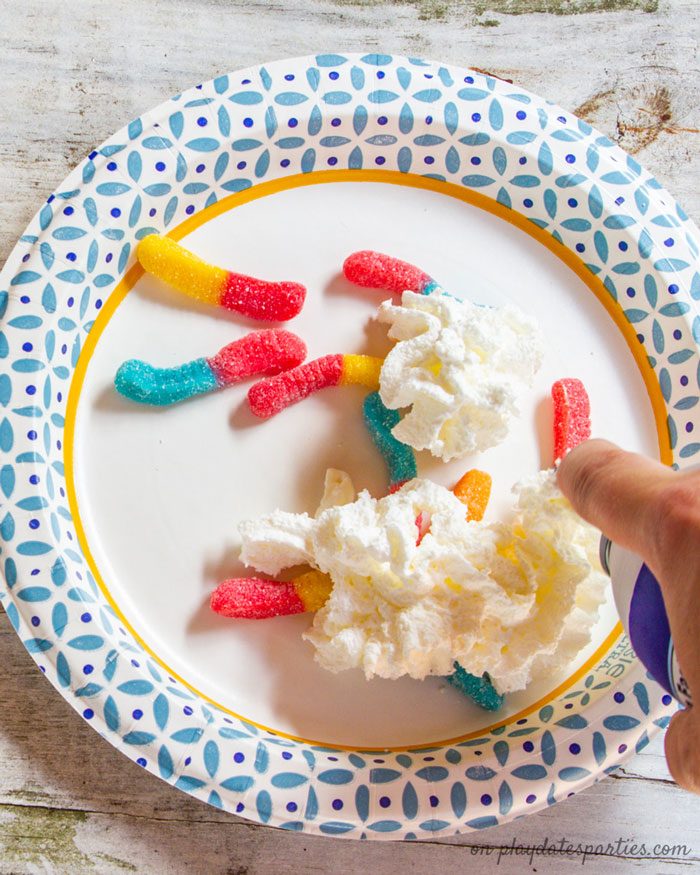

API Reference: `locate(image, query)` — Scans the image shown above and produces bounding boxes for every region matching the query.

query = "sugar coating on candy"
[115,357,218,405]
[114,329,305,406]
[377,290,544,461]
[339,355,383,389]
[447,664,504,712]
[137,233,306,321]
[294,570,333,612]
[210,578,304,619]
[137,234,225,305]
[208,329,307,385]
[452,469,492,522]
[363,391,417,488]
[552,378,591,464]
[248,354,344,418]
[239,470,607,692]
[343,250,434,295]
[220,274,306,322]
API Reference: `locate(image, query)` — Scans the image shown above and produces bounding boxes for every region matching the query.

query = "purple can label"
[628,563,692,708]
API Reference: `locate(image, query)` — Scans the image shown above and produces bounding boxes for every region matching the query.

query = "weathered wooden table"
[1,1,699,871]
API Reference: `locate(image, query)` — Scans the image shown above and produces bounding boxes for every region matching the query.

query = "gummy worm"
[363,391,417,490]
[114,329,307,406]
[137,234,307,322]
[552,378,591,465]
[343,250,441,295]
[247,354,382,419]
[211,569,332,620]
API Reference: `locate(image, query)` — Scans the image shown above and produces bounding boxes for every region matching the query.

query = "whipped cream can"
[600,536,692,708]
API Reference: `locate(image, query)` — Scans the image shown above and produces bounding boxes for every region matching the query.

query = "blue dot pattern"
[0,52,688,840]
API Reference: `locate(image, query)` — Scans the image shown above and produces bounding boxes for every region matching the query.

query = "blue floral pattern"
[0,53,693,839]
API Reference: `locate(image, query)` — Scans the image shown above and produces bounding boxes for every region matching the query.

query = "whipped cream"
[376,290,544,461]
[238,470,607,693]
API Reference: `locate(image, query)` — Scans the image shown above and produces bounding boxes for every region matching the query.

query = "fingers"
[556,439,674,558]
[664,707,700,794]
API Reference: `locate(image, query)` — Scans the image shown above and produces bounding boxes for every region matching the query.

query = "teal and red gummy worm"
[114,329,307,406]
[343,250,441,295]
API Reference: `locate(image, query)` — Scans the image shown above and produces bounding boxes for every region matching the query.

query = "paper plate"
[0,53,694,839]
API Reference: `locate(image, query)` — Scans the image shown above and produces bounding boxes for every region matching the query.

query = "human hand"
[557,439,700,794]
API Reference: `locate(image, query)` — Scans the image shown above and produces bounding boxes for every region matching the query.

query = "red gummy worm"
[248,354,343,418]
[552,378,591,464]
[211,578,305,619]
[343,250,433,294]
[207,329,307,386]
[221,273,306,322]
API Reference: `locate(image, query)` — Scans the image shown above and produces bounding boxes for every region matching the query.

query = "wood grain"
[1,0,700,870]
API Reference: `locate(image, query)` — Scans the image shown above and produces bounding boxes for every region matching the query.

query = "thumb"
[556,439,674,560]
[665,706,700,793]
